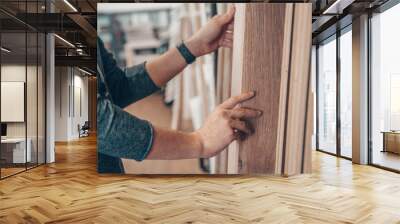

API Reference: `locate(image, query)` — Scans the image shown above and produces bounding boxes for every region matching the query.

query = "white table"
[1,138,31,163]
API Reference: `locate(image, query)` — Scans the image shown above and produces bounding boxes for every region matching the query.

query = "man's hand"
[185,6,235,57]
[146,91,261,160]
[195,91,262,158]
[146,6,234,87]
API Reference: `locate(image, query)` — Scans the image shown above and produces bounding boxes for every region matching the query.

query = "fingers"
[219,5,235,25]
[223,32,233,41]
[230,120,252,135]
[220,31,233,48]
[226,23,234,32]
[229,108,262,119]
[220,91,256,109]
[220,21,234,49]
[233,129,246,141]
[219,39,232,48]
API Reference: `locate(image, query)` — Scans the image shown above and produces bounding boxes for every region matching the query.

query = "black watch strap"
[177,42,196,64]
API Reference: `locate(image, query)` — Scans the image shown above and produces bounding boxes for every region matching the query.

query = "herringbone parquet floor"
[0,135,400,224]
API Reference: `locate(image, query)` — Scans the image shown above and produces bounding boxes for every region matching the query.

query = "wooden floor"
[1,163,45,178]
[0,135,400,223]
[1,167,26,178]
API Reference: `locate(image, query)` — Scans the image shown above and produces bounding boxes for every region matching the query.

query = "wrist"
[190,131,205,158]
[184,38,202,57]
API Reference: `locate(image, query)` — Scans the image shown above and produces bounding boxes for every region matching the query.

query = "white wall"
[1,65,26,81]
[55,66,69,141]
[1,65,35,138]
[71,72,89,138]
[1,63,46,164]
[54,67,89,141]
[1,65,26,136]
[1,82,25,122]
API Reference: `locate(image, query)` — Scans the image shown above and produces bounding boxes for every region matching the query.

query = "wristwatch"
[177,42,196,64]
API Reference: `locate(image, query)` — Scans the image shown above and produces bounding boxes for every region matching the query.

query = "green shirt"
[97,38,159,173]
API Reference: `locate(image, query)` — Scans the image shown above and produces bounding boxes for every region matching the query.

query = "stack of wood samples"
[215,3,313,176]
[214,3,234,174]
[170,3,216,133]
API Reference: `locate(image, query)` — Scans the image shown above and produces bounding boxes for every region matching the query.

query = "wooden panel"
[303,91,314,173]
[274,4,294,175]
[223,3,312,175]
[215,3,233,174]
[282,4,312,176]
[175,7,189,129]
[240,4,287,173]
[385,133,400,154]
[170,13,191,130]
[227,3,246,174]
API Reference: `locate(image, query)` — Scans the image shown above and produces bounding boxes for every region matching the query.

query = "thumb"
[218,5,235,25]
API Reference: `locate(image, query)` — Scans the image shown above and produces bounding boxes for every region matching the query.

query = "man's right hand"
[195,91,262,158]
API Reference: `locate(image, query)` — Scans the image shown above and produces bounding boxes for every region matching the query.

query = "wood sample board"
[220,3,312,175]
[215,3,233,174]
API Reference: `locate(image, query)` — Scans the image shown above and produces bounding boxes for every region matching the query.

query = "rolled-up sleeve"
[97,97,154,160]
[99,39,160,108]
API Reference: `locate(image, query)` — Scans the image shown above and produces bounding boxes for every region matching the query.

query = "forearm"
[144,6,235,87]
[145,46,189,87]
[145,126,204,160]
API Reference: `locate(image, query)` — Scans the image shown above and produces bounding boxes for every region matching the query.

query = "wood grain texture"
[303,91,314,173]
[275,4,294,174]
[218,46,233,174]
[282,4,312,176]
[171,14,191,130]
[239,4,287,174]
[1,135,400,223]
[222,3,312,175]
[384,133,400,154]
[227,3,246,174]
[171,3,215,134]
[215,3,233,174]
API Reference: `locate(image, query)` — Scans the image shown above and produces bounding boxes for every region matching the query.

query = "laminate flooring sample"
[215,3,233,174]
[225,3,312,175]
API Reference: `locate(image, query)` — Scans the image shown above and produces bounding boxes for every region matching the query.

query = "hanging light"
[78,67,93,76]
[63,0,78,12]
[54,34,75,48]
[1,47,11,53]
[323,0,355,15]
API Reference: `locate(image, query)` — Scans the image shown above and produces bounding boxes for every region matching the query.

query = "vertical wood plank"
[215,3,233,174]
[238,3,287,174]
[171,13,191,130]
[227,3,246,174]
[221,3,312,175]
[303,90,314,173]
[275,4,294,175]
[283,4,312,176]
